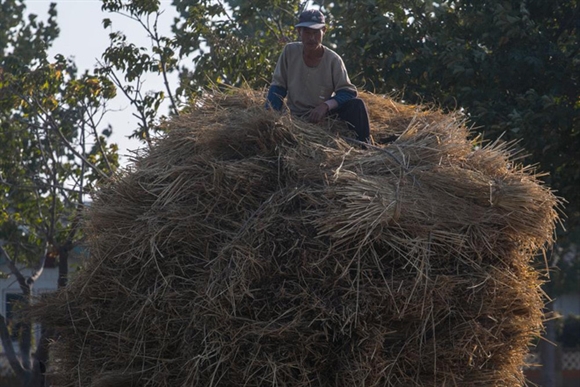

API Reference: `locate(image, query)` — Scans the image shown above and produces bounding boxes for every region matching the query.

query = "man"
[266,9,371,143]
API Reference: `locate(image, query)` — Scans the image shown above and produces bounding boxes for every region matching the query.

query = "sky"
[25,0,179,165]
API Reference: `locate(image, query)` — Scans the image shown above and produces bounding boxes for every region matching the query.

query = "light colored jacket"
[271,42,357,116]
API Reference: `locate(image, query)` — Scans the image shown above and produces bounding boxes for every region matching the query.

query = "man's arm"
[325,89,357,111]
[266,85,287,111]
[266,44,290,111]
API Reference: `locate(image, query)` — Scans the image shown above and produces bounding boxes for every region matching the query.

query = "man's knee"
[344,98,367,112]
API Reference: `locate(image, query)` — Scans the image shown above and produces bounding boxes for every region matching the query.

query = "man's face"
[299,27,326,49]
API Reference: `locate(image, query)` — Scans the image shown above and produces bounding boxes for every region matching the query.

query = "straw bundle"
[35,88,559,387]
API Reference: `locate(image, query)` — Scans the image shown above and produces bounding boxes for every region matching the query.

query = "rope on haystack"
[33,88,561,387]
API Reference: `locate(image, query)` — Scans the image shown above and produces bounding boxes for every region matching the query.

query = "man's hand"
[308,103,329,123]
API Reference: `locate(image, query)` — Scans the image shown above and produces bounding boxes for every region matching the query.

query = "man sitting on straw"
[266,9,371,143]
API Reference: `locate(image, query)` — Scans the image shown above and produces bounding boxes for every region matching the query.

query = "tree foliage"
[171,0,302,91]
[1,1,118,384]
[100,0,180,144]
[1,0,118,267]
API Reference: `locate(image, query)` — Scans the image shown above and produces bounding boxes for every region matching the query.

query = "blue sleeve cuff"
[266,85,287,111]
[333,89,357,108]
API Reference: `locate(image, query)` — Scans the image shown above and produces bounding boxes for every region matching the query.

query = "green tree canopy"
[1,1,118,384]
[1,0,118,266]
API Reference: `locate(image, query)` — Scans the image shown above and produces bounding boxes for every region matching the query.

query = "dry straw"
[33,88,560,386]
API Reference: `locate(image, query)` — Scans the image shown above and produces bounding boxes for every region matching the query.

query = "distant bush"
[0,372,20,387]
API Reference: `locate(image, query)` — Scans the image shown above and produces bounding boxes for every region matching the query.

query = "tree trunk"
[29,326,50,387]
[0,314,27,382]
[58,242,70,288]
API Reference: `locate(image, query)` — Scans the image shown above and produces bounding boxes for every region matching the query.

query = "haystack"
[35,88,559,387]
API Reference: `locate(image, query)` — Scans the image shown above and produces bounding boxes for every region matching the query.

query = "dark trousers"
[331,98,371,142]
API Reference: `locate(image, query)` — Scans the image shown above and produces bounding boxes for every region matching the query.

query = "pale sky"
[25,0,179,165]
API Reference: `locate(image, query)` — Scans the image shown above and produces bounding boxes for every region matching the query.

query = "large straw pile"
[36,88,559,387]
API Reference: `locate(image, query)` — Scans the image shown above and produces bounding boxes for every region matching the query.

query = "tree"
[99,0,181,145]
[167,0,304,93]
[0,1,118,385]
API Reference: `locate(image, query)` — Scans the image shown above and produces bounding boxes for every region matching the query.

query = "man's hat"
[295,9,326,29]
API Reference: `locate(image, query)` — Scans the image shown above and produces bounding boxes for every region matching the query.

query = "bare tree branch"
[139,12,180,116]
[30,241,49,284]
[11,89,112,180]
[1,246,28,292]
